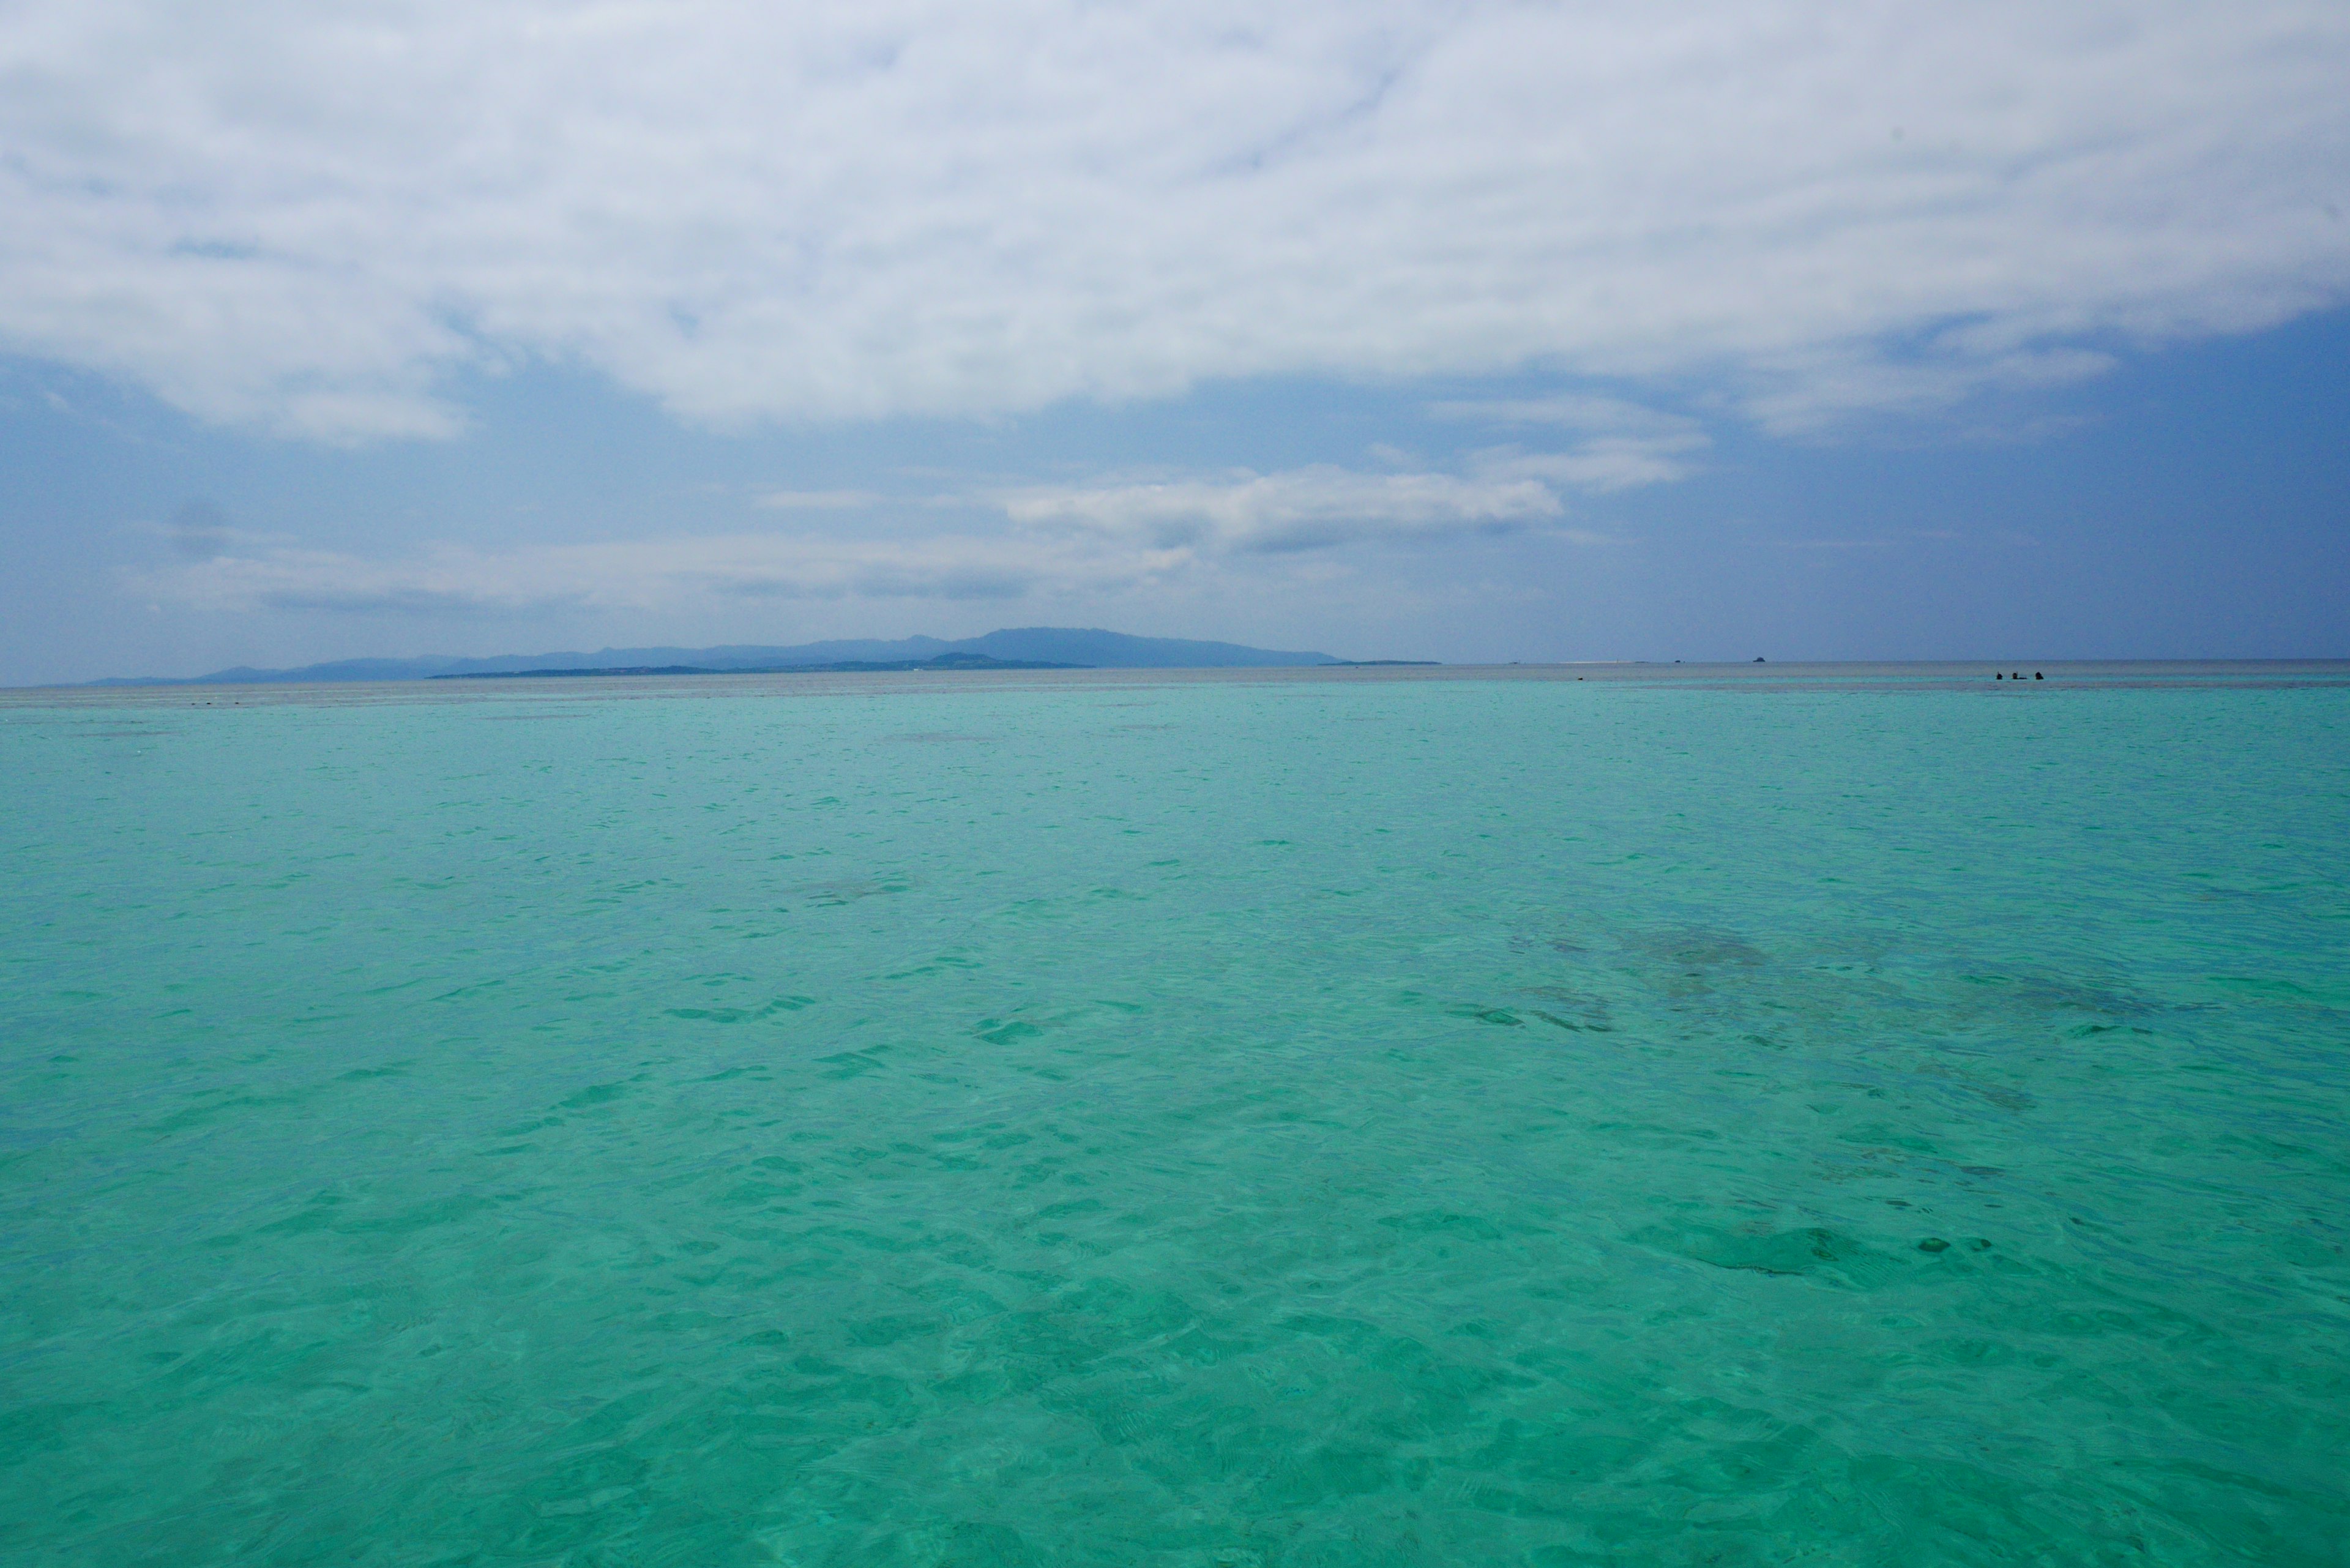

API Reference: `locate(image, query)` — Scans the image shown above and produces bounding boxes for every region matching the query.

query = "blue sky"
[2,1,2346,684]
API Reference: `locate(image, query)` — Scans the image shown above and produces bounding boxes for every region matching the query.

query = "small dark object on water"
[1918,1238,1950,1253]
[1995,673,2002,679]
[2035,672,2043,680]
[1753,656,1766,663]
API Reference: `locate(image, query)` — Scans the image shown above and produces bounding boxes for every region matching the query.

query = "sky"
[2,0,2346,684]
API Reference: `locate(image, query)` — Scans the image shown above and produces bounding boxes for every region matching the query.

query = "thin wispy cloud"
[135,462,1575,615]
[1431,398,1711,492]
[1469,442,1706,495]
[1001,467,1569,553]
[1428,396,1696,436]
[754,489,890,512]
[3,1,2343,440]
[137,534,1124,617]
[1736,345,2124,435]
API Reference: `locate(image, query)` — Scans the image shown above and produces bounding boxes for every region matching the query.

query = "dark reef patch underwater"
[3,664,2348,1565]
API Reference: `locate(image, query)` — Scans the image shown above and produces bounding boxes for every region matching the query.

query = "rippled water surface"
[4,666,2348,1565]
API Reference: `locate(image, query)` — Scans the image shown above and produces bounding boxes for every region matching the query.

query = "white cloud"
[137,461,1576,613]
[1471,441,1706,495]
[138,533,1130,616]
[6,1,2347,439]
[1001,466,1564,553]
[1734,345,2121,435]
[1429,396,1696,436]
[755,488,888,511]
[1438,397,1712,491]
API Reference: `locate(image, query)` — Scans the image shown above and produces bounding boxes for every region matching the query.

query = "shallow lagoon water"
[3,665,2348,1565]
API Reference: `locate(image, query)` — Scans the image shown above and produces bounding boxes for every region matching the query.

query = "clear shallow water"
[3,666,2348,1566]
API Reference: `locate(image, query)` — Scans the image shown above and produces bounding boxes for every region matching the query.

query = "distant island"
[438,651,1087,679]
[90,627,1426,687]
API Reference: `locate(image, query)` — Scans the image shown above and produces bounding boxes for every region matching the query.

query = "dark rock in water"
[1630,1223,1900,1288]
[1521,985,1614,1032]
[1918,1238,1951,1253]
[1995,974,2149,1020]
[1630,928,1764,968]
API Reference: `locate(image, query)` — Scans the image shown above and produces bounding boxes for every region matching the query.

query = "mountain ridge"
[88,627,1352,685]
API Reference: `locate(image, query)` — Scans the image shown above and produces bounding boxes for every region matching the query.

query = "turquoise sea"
[4,663,2348,1566]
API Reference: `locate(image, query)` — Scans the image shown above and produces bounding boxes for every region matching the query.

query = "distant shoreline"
[434,654,1091,679]
[13,659,2350,706]
[432,654,1446,680]
[73,626,1356,689]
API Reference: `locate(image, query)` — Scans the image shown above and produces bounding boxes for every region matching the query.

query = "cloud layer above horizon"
[135,465,1588,616]
[6,0,2347,441]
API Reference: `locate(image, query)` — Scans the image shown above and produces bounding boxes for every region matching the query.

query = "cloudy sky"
[3,0,2346,682]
